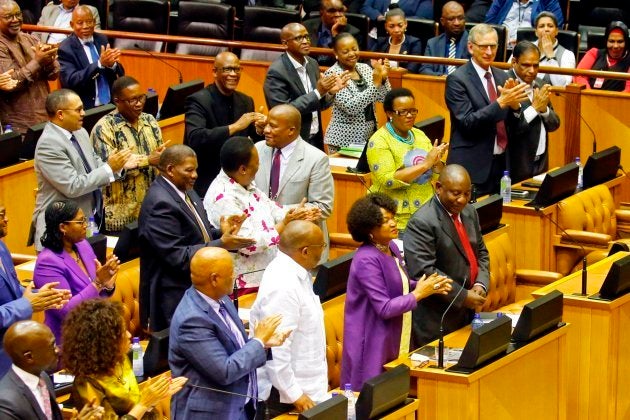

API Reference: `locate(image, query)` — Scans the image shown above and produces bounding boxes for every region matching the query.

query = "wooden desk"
[533,252,630,420]
[273,397,418,420]
[328,166,370,235]
[386,324,569,419]
[501,174,629,271]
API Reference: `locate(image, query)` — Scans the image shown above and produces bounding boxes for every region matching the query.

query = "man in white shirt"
[250,220,328,416]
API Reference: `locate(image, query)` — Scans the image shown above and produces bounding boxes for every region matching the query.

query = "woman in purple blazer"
[33,200,120,343]
[340,193,451,390]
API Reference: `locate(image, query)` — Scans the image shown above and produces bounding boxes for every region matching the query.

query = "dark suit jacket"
[169,288,267,419]
[0,242,32,377]
[264,53,333,142]
[420,32,470,75]
[184,83,259,197]
[138,176,222,331]
[505,70,561,183]
[445,61,510,186]
[302,18,362,66]
[0,369,62,420]
[371,35,422,74]
[58,33,125,110]
[403,196,490,346]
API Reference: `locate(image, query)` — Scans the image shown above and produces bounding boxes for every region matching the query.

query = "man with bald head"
[421,1,470,75]
[264,23,347,150]
[169,247,289,420]
[404,164,489,347]
[254,104,333,263]
[185,51,266,196]
[250,221,328,416]
[0,320,62,419]
[139,144,255,332]
[58,5,124,110]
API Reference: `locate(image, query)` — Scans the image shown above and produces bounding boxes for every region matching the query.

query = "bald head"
[159,144,196,170]
[281,23,305,41]
[264,104,302,149]
[4,321,58,375]
[279,220,324,270]
[71,5,96,39]
[436,164,472,215]
[213,51,241,95]
[190,247,234,299]
[441,1,465,37]
[438,164,470,185]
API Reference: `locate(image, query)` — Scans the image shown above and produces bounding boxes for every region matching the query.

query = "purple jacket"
[33,239,107,342]
[341,242,417,390]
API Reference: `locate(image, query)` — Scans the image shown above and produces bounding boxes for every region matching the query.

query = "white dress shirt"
[470,59,505,155]
[287,53,320,137]
[250,251,328,404]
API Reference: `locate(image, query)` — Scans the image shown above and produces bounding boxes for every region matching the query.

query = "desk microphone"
[534,206,588,295]
[134,43,183,84]
[232,268,266,310]
[434,277,468,369]
[554,92,597,154]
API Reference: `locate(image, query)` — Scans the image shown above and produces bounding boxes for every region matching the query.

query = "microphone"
[534,206,588,295]
[187,382,265,402]
[133,43,183,83]
[554,92,597,154]
[232,268,266,310]
[433,277,468,369]
[469,185,478,204]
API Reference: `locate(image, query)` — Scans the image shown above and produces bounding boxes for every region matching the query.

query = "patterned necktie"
[484,72,508,150]
[38,378,53,420]
[70,135,103,224]
[269,148,282,199]
[451,214,477,287]
[447,37,457,74]
[85,42,111,105]
[184,193,211,242]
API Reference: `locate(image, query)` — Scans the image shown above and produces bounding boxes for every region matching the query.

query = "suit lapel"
[277,140,304,197]
[70,35,91,69]
[61,251,91,287]
[192,290,243,349]
[8,370,47,420]
[466,63,490,104]
[256,145,272,196]
[0,248,19,299]
[434,199,467,260]
[281,54,307,96]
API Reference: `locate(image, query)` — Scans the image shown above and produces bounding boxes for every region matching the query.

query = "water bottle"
[472,313,484,331]
[344,383,356,420]
[3,124,12,133]
[575,157,583,189]
[86,216,99,238]
[132,337,144,377]
[500,170,512,204]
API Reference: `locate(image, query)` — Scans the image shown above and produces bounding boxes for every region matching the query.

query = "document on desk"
[329,156,359,168]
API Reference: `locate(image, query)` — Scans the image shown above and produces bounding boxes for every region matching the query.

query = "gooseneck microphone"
[232,268,266,310]
[535,206,588,295]
[134,43,183,83]
[187,383,264,402]
[435,277,468,369]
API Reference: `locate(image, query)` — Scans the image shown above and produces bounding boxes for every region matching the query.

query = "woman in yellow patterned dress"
[367,88,448,235]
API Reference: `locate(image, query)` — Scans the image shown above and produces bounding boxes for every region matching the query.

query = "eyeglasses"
[391,108,418,116]
[215,66,242,74]
[0,12,22,21]
[305,243,327,249]
[472,42,498,51]
[324,7,344,13]
[286,34,311,44]
[64,217,87,225]
[118,94,147,105]
[61,106,84,113]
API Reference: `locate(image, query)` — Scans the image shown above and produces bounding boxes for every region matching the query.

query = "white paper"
[329,157,359,168]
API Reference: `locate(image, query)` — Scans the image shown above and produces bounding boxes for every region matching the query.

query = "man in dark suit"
[138,145,255,332]
[0,321,63,419]
[302,0,362,66]
[184,51,266,197]
[421,1,471,75]
[264,23,345,150]
[506,41,560,183]
[404,165,489,347]
[445,23,529,195]
[169,247,289,420]
[58,5,125,110]
[0,205,70,377]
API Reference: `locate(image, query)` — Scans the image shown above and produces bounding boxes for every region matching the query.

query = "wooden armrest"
[562,229,611,247]
[619,202,630,209]
[615,209,630,223]
[329,233,361,248]
[515,269,563,286]
[11,253,36,265]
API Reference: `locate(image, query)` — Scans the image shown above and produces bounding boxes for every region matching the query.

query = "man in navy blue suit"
[421,1,470,75]
[169,247,290,420]
[58,5,125,109]
[0,205,69,377]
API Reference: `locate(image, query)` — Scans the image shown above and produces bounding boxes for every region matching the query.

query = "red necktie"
[269,148,282,199]
[38,378,53,420]
[484,72,508,151]
[451,214,478,287]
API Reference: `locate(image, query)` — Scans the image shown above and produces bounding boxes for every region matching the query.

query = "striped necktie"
[447,37,457,74]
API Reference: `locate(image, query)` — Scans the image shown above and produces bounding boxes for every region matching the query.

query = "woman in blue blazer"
[371,8,422,74]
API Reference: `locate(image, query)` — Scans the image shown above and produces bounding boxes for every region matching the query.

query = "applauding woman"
[324,33,391,153]
[370,8,422,74]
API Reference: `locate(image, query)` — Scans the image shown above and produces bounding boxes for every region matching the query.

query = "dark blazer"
[444,61,510,186]
[420,32,470,75]
[403,196,490,347]
[0,242,32,377]
[505,69,560,183]
[0,369,63,420]
[138,176,222,332]
[184,83,259,197]
[264,53,333,142]
[371,35,422,74]
[302,18,362,66]
[360,0,433,20]
[169,288,268,419]
[58,33,125,110]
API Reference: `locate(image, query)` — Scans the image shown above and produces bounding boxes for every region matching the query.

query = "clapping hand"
[23,281,71,312]
[95,254,120,289]
[219,214,256,250]
[0,69,16,91]
[531,84,551,113]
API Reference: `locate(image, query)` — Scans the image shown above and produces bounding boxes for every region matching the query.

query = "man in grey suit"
[421,1,470,76]
[264,23,346,151]
[31,89,134,250]
[404,165,489,347]
[37,0,101,44]
[254,104,334,263]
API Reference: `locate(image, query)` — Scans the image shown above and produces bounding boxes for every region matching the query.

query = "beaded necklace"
[386,121,414,145]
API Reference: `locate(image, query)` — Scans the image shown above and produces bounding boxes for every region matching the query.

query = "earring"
[369,233,374,240]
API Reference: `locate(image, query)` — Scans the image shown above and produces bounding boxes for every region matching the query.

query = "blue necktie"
[85,42,111,105]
